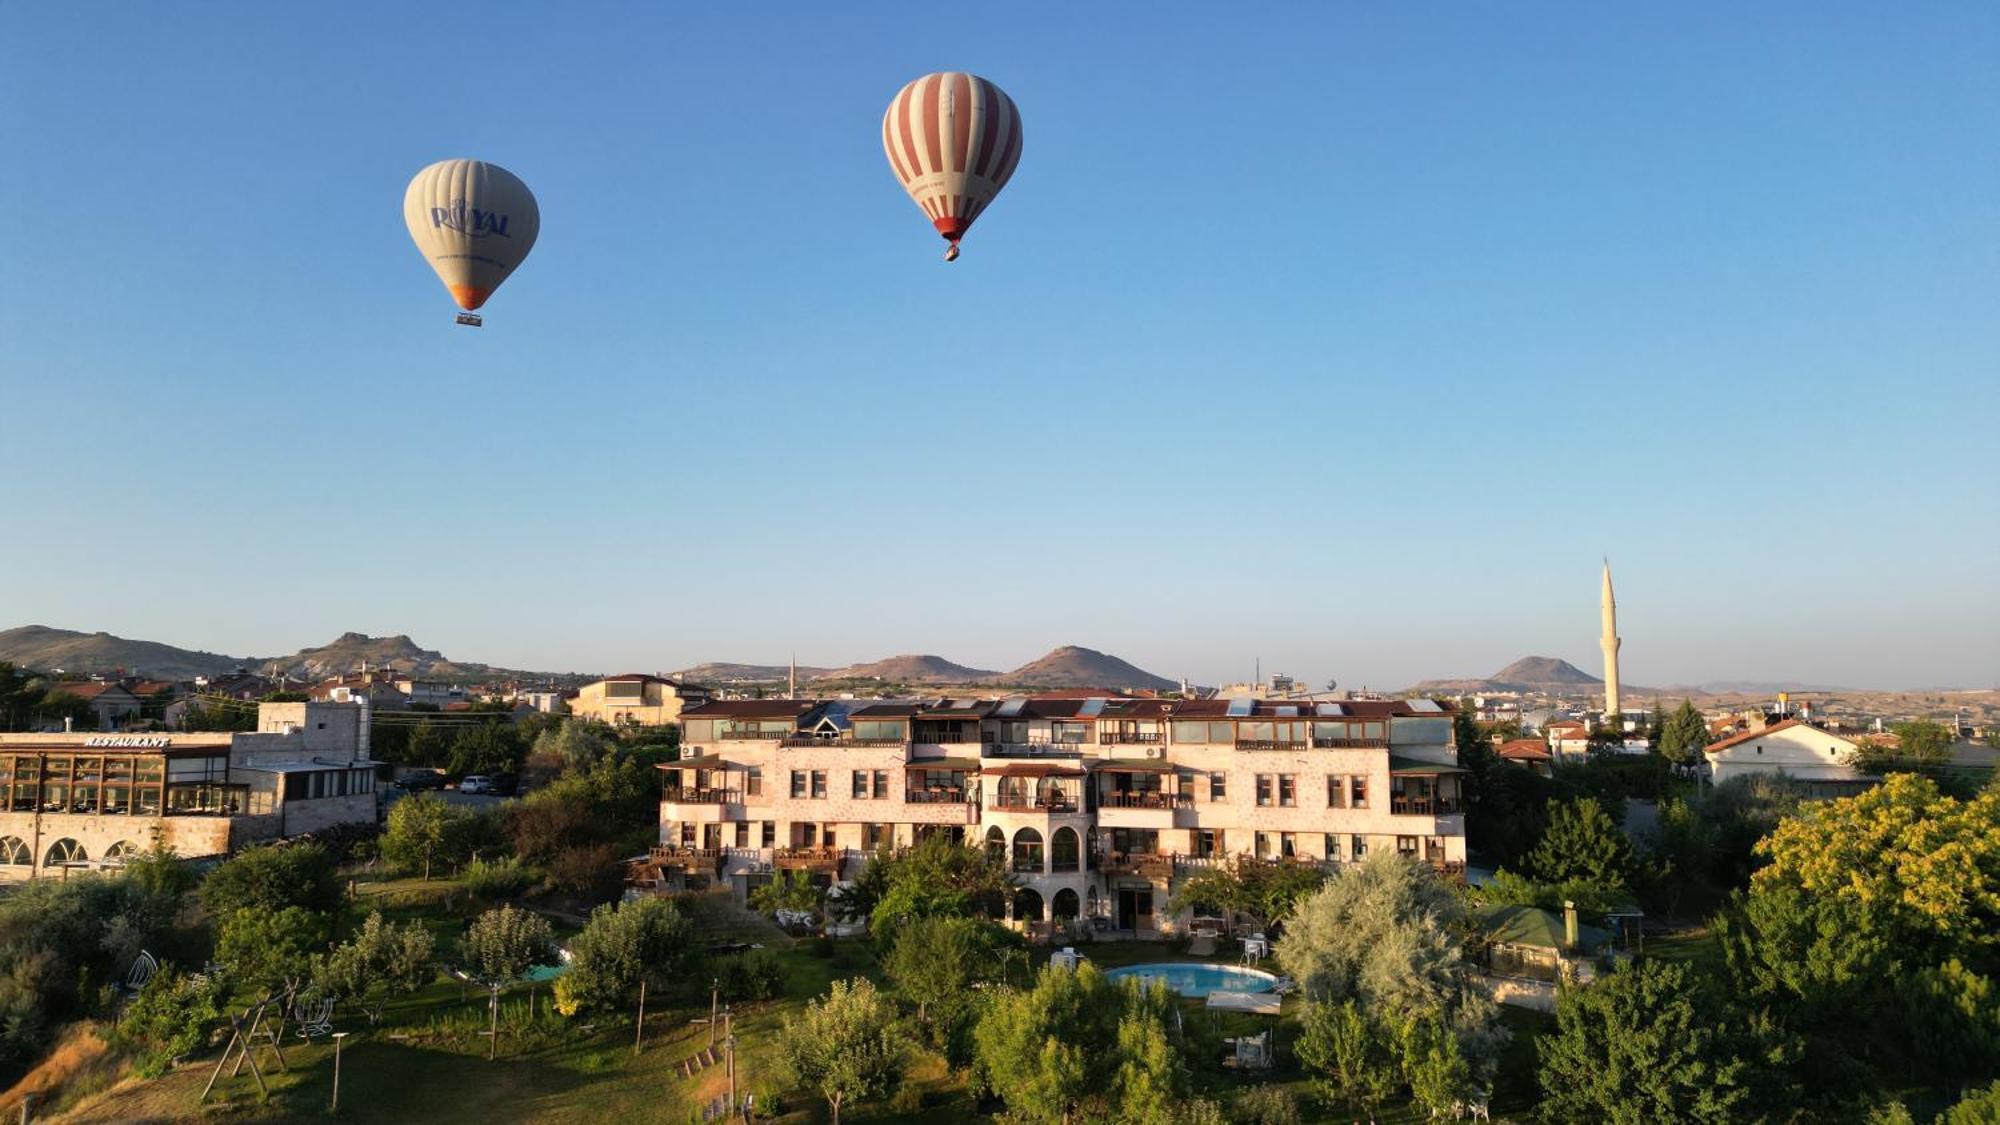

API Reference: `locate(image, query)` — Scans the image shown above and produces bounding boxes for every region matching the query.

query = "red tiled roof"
[1497,738,1552,762]
[1703,718,1809,755]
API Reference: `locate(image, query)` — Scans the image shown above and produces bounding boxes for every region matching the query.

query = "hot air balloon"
[882,73,1022,261]
[403,159,539,326]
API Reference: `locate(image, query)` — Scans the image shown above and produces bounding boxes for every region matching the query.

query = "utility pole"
[709,978,719,1049]
[724,1006,737,1121]
[329,1032,349,1114]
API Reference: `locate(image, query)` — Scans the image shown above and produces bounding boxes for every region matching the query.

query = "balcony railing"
[1313,737,1389,749]
[773,846,844,871]
[1391,797,1462,816]
[1235,739,1309,752]
[661,786,739,804]
[781,735,910,748]
[1099,732,1164,745]
[648,846,722,869]
[985,742,1086,757]
[903,787,974,804]
[1100,851,1177,878]
[990,793,1081,813]
[719,730,790,741]
[1098,791,1191,810]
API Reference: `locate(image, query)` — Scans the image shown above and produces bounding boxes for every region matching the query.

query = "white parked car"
[459,775,493,794]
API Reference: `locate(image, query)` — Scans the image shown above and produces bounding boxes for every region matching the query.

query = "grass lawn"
[50,879,1555,1123]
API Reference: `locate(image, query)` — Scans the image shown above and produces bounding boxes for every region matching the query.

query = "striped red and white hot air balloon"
[882,72,1022,261]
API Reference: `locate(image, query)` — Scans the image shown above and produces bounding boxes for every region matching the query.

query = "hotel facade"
[0,701,379,881]
[648,695,1466,935]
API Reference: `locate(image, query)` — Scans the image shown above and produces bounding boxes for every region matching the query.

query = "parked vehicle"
[459,775,494,794]
[393,772,446,792]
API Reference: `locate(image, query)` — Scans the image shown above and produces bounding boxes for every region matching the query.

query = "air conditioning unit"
[1145,747,1163,760]
[1028,744,1043,756]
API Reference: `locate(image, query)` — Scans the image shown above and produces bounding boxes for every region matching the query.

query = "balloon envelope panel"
[403,159,540,310]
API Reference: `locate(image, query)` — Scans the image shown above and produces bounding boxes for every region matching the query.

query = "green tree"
[781,977,906,1125]
[460,904,558,1059]
[1538,958,1752,1123]
[1401,1014,1474,1119]
[114,967,221,1077]
[866,833,1015,935]
[749,869,825,917]
[312,910,436,1024]
[1167,859,1326,930]
[201,842,342,921]
[552,896,688,1015]
[217,906,324,999]
[1853,719,1958,775]
[1940,1080,2000,1124]
[0,663,39,731]
[531,720,610,771]
[381,792,477,880]
[1657,699,1711,765]
[972,963,1185,1125]
[1525,797,1636,889]
[882,914,1009,1060]
[1718,775,2000,1103]
[1296,998,1398,1122]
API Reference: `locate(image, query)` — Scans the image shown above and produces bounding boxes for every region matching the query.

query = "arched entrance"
[1052,888,1080,921]
[984,825,1007,864]
[1013,888,1045,922]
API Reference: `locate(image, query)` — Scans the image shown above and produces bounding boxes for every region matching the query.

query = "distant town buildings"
[645,693,1468,936]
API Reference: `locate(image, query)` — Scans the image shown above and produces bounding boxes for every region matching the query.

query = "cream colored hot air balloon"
[882,73,1022,261]
[403,159,539,326]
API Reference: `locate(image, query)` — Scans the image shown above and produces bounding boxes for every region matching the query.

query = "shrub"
[464,856,538,900]
[546,843,624,904]
[114,967,220,1077]
[1232,1085,1301,1125]
[201,842,341,920]
[716,950,783,1002]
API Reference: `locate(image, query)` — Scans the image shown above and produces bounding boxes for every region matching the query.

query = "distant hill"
[673,662,835,684]
[814,654,999,684]
[1408,655,1653,696]
[0,625,564,683]
[258,632,500,680]
[0,625,246,680]
[1005,645,1176,691]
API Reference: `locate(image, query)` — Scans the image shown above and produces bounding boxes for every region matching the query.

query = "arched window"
[1050,826,1080,873]
[104,840,140,864]
[1052,888,1080,921]
[984,825,1007,864]
[1013,888,1045,922]
[1012,827,1044,873]
[0,836,27,865]
[44,838,87,867]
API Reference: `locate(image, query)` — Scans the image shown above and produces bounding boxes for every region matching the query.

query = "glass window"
[790,771,807,798]
[1196,829,1220,858]
[1352,834,1368,858]
[1327,774,1346,808]
[1397,835,1418,857]
[1279,775,1296,807]
[852,770,868,799]
[1254,831,1271,858]
[761,821,775,848]
[1239,721,1274,743]
[746,768,762,797]
[1351,776,1369,809]
[1324,833,1340,861]
[811,770,827,799]
[1209,772,1227,801]
[855,720,907,741]
[734,821,750,847]
[873,770,888,799]
[1281,832,1297,858]
[1255,774,1273,807]
[1052,722,1089,744]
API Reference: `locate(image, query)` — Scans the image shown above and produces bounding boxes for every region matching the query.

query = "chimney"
[1562,900,1579,952]
[63,716,73,733]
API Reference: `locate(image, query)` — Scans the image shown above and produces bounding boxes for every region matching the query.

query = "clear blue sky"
[2,4,1995,690]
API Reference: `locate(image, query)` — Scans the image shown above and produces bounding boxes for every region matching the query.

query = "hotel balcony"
[1389,796,1463,817]
[1098,732,1164,746]
[1094,790,1190,830]
[660,786,739,823]
[646,845,723,873]
[779,735,910,749]
[1312,736,1389,749]
[902,789,979,824]
[773,846,844,874]
[984,742,1087,758]
[1100,851,1176,879]
[989,793,1082,814]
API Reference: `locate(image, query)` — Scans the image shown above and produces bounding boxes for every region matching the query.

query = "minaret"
[788,653,797,700]
[1600,559,1622,720]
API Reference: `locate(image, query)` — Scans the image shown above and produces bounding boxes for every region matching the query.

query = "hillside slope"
[1005,645,1176,691]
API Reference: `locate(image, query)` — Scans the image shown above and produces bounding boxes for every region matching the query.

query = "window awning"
[983,764,1087,779]
[1092,761,1178,774]
[905,757,981,772]
[658,754,730,770]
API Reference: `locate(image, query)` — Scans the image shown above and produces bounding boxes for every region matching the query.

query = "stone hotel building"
[649,694,1466,934]
[0,701,378,880]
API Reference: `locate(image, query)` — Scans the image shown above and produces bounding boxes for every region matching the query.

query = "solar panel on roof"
[1315,703,1346,717]
[1226,697,1254,717]
[1409,699,1444,713]
[1079,697,1107,718]
[997,697,1028,717]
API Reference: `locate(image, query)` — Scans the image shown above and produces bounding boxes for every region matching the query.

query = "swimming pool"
[1103,963,1279,998]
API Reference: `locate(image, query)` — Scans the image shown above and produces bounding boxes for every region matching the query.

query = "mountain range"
[1405,655,1648,696]
[0,626,1180,693]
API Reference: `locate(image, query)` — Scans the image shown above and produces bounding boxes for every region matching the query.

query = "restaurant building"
[646,694,1466,936]
[0,701,378,880]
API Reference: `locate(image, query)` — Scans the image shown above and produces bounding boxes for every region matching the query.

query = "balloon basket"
[455,313,484,327]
